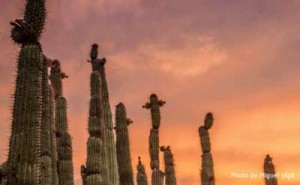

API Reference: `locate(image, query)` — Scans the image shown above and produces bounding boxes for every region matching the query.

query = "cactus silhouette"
[50,60,74,185]
[115,103,134,185]
[137,157,148,185]
[160,146,177,185]
[199,113,215,185]
[7,0,47,184]
[81,70,110,185]
[264,155,278,185]
[87,44,119,185]
[40,57,59,185]
[143,94,165,185]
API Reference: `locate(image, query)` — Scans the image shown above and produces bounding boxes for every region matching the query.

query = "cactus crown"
[11,0,46,44]
[90,43,99,61]
[204,112,214,129]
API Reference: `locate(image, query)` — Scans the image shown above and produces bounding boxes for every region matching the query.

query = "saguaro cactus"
[199,113,215,185]
[7,0,46,184]
[40,57,59,185]
[137,157,148,185]
[160,146,177,185]
[264,155,278,185]
[115,103,134,185]
[82,70,110,185]
[50,60,74,185]
[87,44,119,185]
[143,94,166,185]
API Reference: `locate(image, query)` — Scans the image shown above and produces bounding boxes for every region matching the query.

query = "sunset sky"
[1,0,300,185]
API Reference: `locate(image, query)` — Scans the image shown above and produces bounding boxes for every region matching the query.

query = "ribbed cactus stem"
[40,57,58,185]
[88,44,118,185]
[7,44,43,185]
[160,146,177,185]
[83,71,109,185]
[137,157,148,185]
[50,60,74,185]
[264,155,278,185]
[144,94,165,185]
[151,170,164,185]
[199,113,215,185]
[149,128,159,170]
[115,103,134,185]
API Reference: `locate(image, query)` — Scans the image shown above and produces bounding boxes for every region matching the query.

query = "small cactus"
[160,146,177,185]
[137,157,148,185]
[264,155,278,185]
[199,113,215,185]
[115,103,134,185]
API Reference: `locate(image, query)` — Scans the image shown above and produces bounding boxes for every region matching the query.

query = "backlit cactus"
[115,103,134,185]
[7,44,43,185]
[82,70,109,185]
[199,113,215,185]
[264,155,278,185]
[40,57,59,185]
[143,94,165,185]
[160,146,177,185]
[87,44,119,185]
[50,60,74,185]
[137,157,148,185]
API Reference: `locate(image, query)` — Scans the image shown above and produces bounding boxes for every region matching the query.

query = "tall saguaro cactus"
[115,103,134,185]
[87,44,119,185]
[199,113,215,185]
[143,94,166,185]
[7,0,46,184]
[160,146,177,185]
[81,70,110,185]
[50,60,74,185]
[137,157,148,185]
[264,155,278,185]
[40,57,59,185]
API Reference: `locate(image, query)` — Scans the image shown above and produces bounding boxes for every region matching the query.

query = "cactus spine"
[143,94,166,185]
[264,155,278,185]
[88,44,118,185]
[115,103,134,185]
[136,157,148,185]
[40,57,59,185]
[50,60,74,185]
[7,0,47,183]
[199,113,215,185]
[160,146,177,185]
[82,67,110,185]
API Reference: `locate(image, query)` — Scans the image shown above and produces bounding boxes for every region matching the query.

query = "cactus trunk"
[115,103,134,185]
[199,113,215,185]
[136,157,148,185]
[40,57,58,185]
[143,94,166,185]
[82,71,109,185]
[50,60,74,185]
[88,44,118,184]
[264,155,278,185]
[160,146,177,185]
[7,43,43,185]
